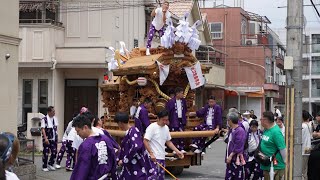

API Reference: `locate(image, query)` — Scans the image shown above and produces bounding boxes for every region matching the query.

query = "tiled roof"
[169,0,194,18]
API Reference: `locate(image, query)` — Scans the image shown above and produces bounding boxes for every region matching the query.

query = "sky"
[203,0,320,29]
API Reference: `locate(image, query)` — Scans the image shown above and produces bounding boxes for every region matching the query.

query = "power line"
[310,0,320,18]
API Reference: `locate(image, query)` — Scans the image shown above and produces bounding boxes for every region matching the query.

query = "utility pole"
[286,0,303,179]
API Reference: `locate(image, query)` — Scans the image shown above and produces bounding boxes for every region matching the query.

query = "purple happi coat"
[118,126,155,180]
[166,97,187,128]
[102,129,120,150]
[196,104,222,129]
[70,134,117,180]
[134,104,151,134]
[226,126,246,163]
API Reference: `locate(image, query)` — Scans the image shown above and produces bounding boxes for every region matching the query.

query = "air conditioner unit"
[245,38,257,45]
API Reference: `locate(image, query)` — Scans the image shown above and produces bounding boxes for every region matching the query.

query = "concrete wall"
[226,46,272,86]
[0,0,20,133]
[205,65,225,86]
[19,25,64,62]
[53,69,65,138]
[0,0,19,37]
[61,1,146,50]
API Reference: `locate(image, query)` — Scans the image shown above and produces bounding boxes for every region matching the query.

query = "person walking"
[115,112,155,179]
[70,114,117,180]
[302,110,312,180]
[41,106,59,171]
[260,111,286,180]
[245,120,263,180]
[225,112,247,180]
[143,110,184,180]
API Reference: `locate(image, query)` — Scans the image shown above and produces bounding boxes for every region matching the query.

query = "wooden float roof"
[112,53,162,76]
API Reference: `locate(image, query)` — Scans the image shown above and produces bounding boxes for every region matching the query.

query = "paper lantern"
[137,77,147,86]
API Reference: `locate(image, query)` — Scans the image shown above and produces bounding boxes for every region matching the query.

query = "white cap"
[243,111,250,115]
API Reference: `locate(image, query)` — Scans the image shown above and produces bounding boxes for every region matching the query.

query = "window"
[265,58,272,83]
[210,22,223,39]
[312,34,320,53]
[134,39,138,48]
[249,23,256,34]
[38,80,48,114]
[23,80,33,124]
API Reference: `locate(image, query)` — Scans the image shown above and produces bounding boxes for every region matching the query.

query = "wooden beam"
[107,129,218,138]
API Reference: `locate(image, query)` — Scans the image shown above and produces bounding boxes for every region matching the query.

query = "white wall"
[0,0,19,133]
[19,25,64,62]
[0,0,19,37]
[61,1,146,50]
[53,69,65,139]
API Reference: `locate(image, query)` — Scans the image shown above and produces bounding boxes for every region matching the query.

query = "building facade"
[302,28,320,117]
[201,7,285,118]
[1,0,20,133]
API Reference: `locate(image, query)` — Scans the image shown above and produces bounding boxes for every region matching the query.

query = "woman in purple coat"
[115,112,156,179]
[70,114,117,180]
[225,112,246,180]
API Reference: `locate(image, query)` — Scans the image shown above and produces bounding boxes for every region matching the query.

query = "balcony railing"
[19,19,63,27]
[196,50,225,66]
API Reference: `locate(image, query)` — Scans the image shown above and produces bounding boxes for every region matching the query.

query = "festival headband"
[0,133,14,163]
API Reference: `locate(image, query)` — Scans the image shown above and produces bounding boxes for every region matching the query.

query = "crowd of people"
[32,87,222,180]
[2,89,320,180]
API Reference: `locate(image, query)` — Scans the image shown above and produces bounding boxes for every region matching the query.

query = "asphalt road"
[34,139,226,180]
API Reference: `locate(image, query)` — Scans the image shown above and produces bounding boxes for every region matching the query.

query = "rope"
[146,77,171,100]
[156,161,179,180]
[122,76,137,85]
[183,83,190,98]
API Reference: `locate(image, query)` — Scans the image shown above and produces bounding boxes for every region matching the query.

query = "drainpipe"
[51,55,57,106]
[309,55,312,113]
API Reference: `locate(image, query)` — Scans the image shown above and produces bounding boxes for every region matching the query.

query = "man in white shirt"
[276,116,285,137]
[166,87,188,152]
[302,110,312,180]
[41,106,59,171]
[146,1,171,55]
[144,110,184,180]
